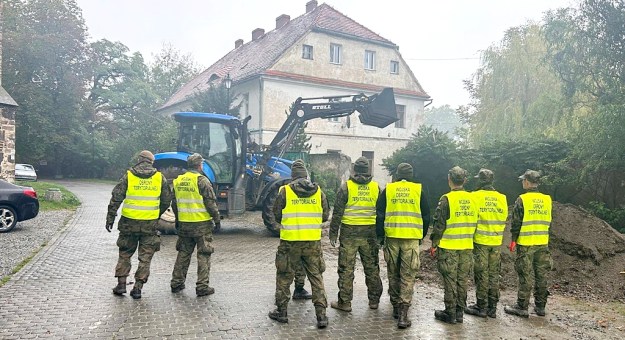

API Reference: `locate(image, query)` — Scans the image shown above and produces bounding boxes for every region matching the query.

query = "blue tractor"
[154,88,398,235]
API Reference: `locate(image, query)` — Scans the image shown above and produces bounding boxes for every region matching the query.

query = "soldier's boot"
[369,301,379,310]
[130,280,143,299]
[397,304,412,329]
[465,304,487,318]
[268,309,288,323]
[292,287,312,300]
[171,283,185,293]
[434,309,457,324]
[534,304,546,317]
[196,287,215,297]
[330,300,352,312]
[487,306,497,318]
[393,305,399,319]
[455,307,464,323]
[504,304,529,318]
[315,306,328,329]
[112,277,127,295]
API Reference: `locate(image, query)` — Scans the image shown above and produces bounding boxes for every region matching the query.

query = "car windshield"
[178,122,234,183]
[16,164,34,171]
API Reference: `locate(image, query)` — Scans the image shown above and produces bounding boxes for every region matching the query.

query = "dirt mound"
[420,201,625,301]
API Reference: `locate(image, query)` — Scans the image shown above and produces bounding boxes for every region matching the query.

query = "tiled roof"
[0,86,17,107]
[159,3,401,111]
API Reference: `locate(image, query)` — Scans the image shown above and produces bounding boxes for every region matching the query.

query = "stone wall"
[0,107,15,182]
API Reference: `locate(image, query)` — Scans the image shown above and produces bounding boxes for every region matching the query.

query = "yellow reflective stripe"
[281,224,323,230]
[342,180,378,225]
[522,220,550,226]
[125,195,159,201]
[280,185,323,241]
[383,222,423,229]
[282,212,323,219]
[384,181,423,239]
[386,211,422,218]
[173,172,211,222]
[475,230,504,237]
[123,204,158,211]
[519,231,549,236]
[176,198,204,204]
[446,222,477,228]
[442,234,475,239]
[477,220,505,225]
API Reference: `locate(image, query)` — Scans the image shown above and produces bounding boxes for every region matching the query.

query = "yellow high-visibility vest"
[518,192,552,246]
[341,180,378,225]
[472,190,508,246]
[121,171,162,220]
[384,181,424,239]
[439,190,477,250]
[280,185,323,241]
[173,172,211,222]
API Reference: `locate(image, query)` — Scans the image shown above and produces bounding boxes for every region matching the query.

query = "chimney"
[306,0,318,13]
[235,39,244,49]
[276,14,290,29]
[252,28,265,41]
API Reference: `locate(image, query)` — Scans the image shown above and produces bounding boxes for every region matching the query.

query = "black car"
[0,180,39,232]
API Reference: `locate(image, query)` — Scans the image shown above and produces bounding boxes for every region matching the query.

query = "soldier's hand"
[105,223,113,233]
[509,241,517,252]
[330,238,336,247]
[430,247,437,259]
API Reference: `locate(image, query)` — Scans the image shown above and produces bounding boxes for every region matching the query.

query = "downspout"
[258,77,264,145]
[424,99,433,108]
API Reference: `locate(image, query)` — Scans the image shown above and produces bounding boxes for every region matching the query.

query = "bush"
[312,170,340,207]
[586,201,625,233]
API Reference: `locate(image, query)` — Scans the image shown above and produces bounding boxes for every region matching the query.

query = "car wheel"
[0,205,18,233]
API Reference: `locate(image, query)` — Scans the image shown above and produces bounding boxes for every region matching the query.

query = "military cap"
[448,166,467,182]
[138,150,155,162]
[474,168,494,184]
[353,157,370,174]
[291,159,308,179]
[396,163,413,180]
[518,169,541,183]
[187,153,204,168]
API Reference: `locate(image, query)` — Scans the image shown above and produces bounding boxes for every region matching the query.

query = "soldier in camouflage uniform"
[505,170,553,318]
[466,169,508,319]
[329,157,383,313]
[268,160,330,329]
[430,166,478,324]
[106,150,172,299]
[376,163,430,329]
[170,153,221,296]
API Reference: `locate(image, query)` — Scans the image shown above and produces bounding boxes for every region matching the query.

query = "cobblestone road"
[0,181,621,339]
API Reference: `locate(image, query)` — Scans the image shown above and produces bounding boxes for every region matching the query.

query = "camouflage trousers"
[473,243,501,309]
[515,245,553,309]
[437,248,472,313]
[274,240,327,310]
[337,237,383,305]
[171,232,214,292]
[294,262,307,290]
[115,232,161,285]
[384,238,420,306]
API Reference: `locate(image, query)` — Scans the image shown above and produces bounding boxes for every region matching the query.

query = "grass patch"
[70,178,118,185]
[0,247,43,288]
[16,181,81,211]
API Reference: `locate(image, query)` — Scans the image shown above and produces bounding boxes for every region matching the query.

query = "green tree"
[150,43,201,105]
[190,83,241,117]
[423,105,464,138]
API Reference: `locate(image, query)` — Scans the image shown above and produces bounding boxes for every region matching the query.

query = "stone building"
[0,1,18,183]
[157,1,430,184]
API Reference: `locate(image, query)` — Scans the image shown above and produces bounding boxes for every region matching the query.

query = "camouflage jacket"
[171,170,221,237]
[376,180,431,240]
[273,178,330,226]
[329,174,381,241]
[510,187,551,242]
[106,161,173,234]
[429,187,466,247]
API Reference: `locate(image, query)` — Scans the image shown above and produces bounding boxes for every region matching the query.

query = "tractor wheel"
[262,185,282,237]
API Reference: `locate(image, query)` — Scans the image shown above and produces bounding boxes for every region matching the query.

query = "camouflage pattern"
[274,240,328,310]
[448,166,467,183]
[473,243,501,309]
[107,161,172,283]
[514,245,553,309]
[329,172,383,305]
[518,169,541,183]
[171,170,220,292]
[437,248,472,314]
[384,238,420,306]
[294,264,307,289]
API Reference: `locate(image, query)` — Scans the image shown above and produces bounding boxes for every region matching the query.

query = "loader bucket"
[358,88,398,128]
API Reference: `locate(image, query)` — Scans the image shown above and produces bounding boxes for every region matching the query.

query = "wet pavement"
[0,181,622,339]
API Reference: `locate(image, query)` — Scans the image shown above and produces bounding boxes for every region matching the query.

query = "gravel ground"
[0,210,74,278]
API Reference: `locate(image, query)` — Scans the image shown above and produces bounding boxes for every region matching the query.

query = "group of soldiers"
[104,151,553,330]
[268,157,552,329]
[106,151,220,299]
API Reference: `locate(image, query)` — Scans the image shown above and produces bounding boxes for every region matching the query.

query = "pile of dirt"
[420,201,625,301]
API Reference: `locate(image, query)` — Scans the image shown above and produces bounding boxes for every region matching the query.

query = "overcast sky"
[76,0,574,108]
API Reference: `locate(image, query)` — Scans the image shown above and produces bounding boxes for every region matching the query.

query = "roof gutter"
[258,77,264,145]
[424,99,433,108]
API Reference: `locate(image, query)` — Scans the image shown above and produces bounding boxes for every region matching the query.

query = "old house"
[0,1,18,183]
[157,1,430,184]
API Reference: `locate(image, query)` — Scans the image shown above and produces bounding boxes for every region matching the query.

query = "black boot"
[130,287,141,299]
[534,305,546,316]
[196,287,215,296]
[504,304,529,318]
[397,304,412,329]
[456,307,464,323]
[268,309,288,323]
[171,283,185,293]
[434,309,457,324]
[315,306,328,329]
[465,304,487,318]
[112,277,127,295]
[292,287,312,300]
[393,305,399,319]
[487,306,497,318]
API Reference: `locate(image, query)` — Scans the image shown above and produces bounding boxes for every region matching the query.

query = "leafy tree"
[150,43,202,105]
[190,83,241,117]
[284,103,311,153]
[423,105,464,138]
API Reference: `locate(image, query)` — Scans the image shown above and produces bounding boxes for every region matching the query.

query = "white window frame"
[328,117,340,122]
[330,44,342,64]
[395,105,406,128]
[390,60,399,74]
[365,50,376,70]
[302,45,313,60]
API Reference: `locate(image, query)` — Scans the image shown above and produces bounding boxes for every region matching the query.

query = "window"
[390,61,399,74]
[302,45,313,60]
[362,151,374,175]
[365,50,376,70]
[395,105,406,128]
[328,117,339,122]
[330,44,342,64]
